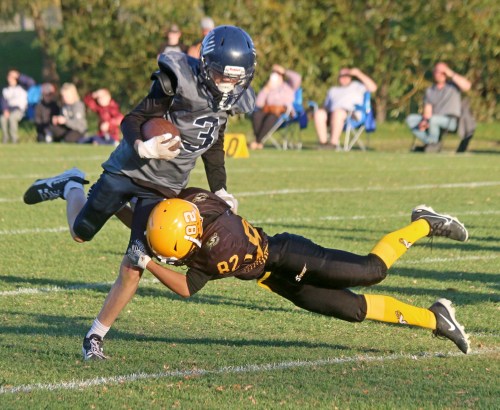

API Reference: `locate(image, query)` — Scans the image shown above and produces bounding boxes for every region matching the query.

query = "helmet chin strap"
[185,235,202,248]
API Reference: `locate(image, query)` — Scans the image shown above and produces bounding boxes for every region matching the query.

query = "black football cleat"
[429,298,471,354]
[411,205,468,242]
[23,167,88,205]
[82,334,108,360]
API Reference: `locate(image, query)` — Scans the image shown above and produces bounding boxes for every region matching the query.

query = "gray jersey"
[103,52,255,193]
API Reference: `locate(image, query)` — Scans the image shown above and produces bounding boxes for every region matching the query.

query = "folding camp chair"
[25,84,42,121]
[308,92,375,151]
[260,88,308,150]
[343,92,374,151]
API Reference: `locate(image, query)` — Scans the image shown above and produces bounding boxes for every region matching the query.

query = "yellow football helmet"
[146,198,203,264]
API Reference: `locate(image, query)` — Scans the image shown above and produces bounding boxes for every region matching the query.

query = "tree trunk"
[30,4,60,84]
[375,82,388,123]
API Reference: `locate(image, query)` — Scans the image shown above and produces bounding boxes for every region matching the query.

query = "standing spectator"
[48,82,87,143]
[34,83,60,143]
[313,67,377,149]
[406,62,471,151]
[187,17,215,58]
[158,24,188,56]
[1,69,29,143]
[250,64,302,150]
[83,88,124,145]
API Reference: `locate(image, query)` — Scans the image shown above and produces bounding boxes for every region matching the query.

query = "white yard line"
[2,180,500,204]
[1,348,497,395]
[236,181,500,197]
[0,278,159,296]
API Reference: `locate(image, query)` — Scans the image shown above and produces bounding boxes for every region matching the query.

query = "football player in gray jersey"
[23,26,257,360]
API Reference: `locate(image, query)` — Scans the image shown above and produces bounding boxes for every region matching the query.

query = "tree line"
[2,0,498,122]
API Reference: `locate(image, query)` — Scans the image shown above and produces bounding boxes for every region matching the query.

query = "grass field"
[0,140,499,409]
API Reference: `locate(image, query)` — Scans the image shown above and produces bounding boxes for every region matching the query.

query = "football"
[140,118,181,150]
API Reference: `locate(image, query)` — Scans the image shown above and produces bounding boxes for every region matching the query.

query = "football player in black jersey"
[82,187,471,359]
[23,26,257,360]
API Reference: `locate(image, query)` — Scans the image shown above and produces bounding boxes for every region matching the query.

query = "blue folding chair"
[261,88,308,150]
[308,91,375,151]
[25,84,42,121]
[343,92,375,151]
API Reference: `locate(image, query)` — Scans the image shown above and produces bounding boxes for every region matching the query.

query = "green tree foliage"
[3,0,498,120]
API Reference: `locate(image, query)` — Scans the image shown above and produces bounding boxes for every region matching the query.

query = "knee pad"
[73,212,104,241]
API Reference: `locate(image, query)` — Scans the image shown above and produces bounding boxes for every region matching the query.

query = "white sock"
[86,318,110,339]
[63,182,84,200]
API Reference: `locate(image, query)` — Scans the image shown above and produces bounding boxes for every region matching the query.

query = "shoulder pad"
[150,67,177,96]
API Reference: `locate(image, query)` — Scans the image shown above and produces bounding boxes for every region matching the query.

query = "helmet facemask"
[200,25,256,110]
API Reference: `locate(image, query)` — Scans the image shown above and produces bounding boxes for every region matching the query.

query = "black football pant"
[261,233,388,322]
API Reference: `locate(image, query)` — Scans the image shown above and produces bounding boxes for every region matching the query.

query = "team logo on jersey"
[192,193,209,203]
[295,264,307,282]
[395,310,408,324]
[205,233,219,249]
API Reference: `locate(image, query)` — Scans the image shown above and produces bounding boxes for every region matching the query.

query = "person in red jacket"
[83,88,124,144]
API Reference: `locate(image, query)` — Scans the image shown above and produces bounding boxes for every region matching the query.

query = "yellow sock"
[369,219,430,268]
[364,294,436,329]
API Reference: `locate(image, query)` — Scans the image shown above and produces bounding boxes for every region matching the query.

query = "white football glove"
[126,239,152,270]
[215,188,239,214]
[135,134,181,160]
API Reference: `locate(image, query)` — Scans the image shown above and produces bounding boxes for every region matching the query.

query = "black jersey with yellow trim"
[178,188,268,295]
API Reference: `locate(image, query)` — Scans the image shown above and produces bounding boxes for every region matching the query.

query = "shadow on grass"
[0,274,305,315]
[390,266,500,288]
[0,311,364,353]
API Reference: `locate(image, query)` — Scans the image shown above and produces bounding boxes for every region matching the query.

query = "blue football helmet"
[200,25,256,110]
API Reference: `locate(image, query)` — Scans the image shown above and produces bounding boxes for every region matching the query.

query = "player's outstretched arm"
[127,240,190,297]
[146,261,191,298]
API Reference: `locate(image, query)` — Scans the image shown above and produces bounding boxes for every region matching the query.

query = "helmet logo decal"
[224,66,246,76]
[202,33,216,54]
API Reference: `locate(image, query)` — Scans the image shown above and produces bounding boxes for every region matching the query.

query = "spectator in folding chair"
[313,67,377,150]
[406,62,471,153]
[34,83,60,143]
[1,69,34,143]
[250,64,301,150]
[47,82,87,143]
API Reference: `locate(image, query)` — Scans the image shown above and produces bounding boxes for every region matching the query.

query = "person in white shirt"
[314,67,377,149]
[1,70,28,143]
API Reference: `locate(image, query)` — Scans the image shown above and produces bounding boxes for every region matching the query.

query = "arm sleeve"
[120,80,174,147]
[201,123,227,192]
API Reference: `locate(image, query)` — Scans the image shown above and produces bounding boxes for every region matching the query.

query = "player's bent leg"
[364,294,436,329]
[72,172,134,241]
[369,219,430,268]
[23,167,88,204]
[82,257,144,360]
[364,294,470,354]
[95,256,144,329]
[258,273,367,322]
[267,233,387,288]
